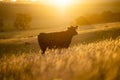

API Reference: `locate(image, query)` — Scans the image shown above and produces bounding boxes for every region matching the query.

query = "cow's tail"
[38,33,45,42]
[37,33,46,54]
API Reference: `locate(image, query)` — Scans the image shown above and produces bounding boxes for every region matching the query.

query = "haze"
[0,0,120,29]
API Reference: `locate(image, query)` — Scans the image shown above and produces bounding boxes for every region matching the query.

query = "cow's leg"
[42,48,46,54]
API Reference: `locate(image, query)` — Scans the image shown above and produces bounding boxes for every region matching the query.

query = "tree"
[75,11,120,26]
[0,17,4,32]
[75,16,91,26]
[14,13,32,30]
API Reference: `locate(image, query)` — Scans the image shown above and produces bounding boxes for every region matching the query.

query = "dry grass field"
[0,39,120,80]
[0,23,120,80]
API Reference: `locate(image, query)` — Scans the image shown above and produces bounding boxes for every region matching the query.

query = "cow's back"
[37,26,78,54]
[38,31,71,47]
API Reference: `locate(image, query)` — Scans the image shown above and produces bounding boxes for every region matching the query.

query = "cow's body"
[38,26,78,54]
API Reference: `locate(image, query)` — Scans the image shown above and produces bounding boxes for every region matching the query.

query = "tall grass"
[0,38,120,80]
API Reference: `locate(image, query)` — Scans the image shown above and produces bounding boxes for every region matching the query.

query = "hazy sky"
[0,0,120,28]
[30,0,118,3]
[9,0,119,7]
[1,0,120,3]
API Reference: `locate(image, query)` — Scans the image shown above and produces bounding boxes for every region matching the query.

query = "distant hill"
[0,2,120,31]
[0,2,120,20]
[0,2,58,20]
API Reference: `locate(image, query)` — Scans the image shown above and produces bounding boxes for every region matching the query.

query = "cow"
[37,26,78,54]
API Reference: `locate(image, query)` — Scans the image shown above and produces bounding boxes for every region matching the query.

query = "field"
[0,22,120,80]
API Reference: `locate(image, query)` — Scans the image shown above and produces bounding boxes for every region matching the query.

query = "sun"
[40,0,73,8]
[11,0,16,2]
[52,0,71,7]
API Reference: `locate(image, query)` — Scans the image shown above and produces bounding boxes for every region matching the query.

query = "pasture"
[0,22,120,80]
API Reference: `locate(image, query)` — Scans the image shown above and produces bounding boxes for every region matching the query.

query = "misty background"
[0,0,120,31]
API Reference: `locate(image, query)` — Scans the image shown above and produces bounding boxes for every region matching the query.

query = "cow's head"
[67,26,78,36]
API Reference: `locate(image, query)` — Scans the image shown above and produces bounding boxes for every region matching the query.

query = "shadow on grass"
[0,42,39,57]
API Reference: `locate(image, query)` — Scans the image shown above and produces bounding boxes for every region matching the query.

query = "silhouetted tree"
[101,11,114,22]
[75,11,120,26]
[14,13,32,30]
[0,17,4,32]
[76,16,90,26]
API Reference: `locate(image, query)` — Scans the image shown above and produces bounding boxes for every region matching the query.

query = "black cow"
[38,26,78,54]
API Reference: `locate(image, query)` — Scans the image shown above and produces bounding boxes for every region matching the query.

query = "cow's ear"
[67,27,70,30]
[75,26,78,29]
[68,26,73,30]
[70,26,73,28]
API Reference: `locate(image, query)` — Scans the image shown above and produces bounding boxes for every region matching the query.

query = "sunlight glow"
[11,0,16,2]
[30,0,37,2]
[52,0,72,7]
[39,0,74,8]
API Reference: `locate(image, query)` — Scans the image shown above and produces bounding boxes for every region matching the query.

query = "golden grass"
[0,38,120,80]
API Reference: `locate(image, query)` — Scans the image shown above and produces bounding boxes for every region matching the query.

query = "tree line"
[0,13,32,32]
[75,11,120,26]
